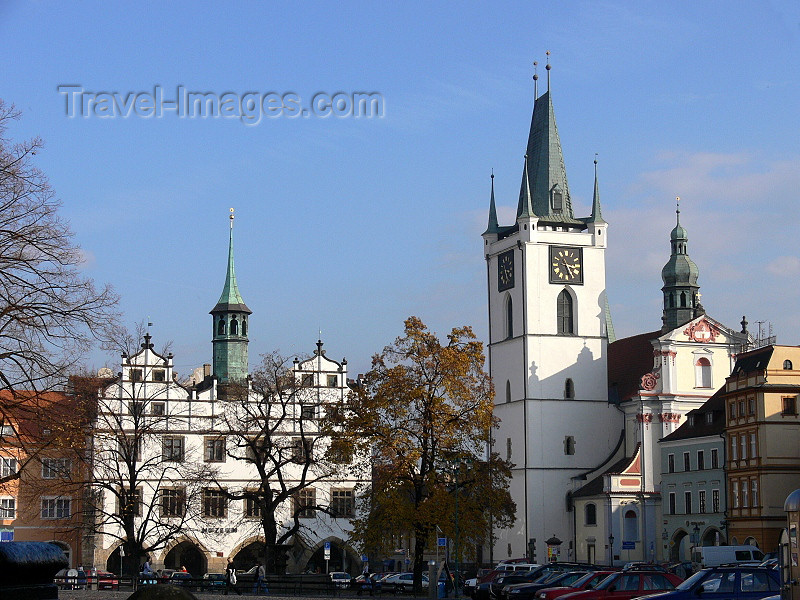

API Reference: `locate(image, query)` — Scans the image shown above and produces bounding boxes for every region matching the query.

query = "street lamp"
[608,534,614,566]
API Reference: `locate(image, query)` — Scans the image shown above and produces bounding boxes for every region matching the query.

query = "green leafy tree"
[329,317,514,591]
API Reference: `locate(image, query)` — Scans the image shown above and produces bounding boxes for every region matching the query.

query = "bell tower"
[661,198,702,331]
[210,208,251,384]
[484,59,620,561]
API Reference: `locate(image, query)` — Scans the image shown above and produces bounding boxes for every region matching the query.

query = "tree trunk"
[413,526,429,594]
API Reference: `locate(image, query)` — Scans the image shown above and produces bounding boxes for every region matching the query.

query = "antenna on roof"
[533,61,539,99]
[545,50,551,92]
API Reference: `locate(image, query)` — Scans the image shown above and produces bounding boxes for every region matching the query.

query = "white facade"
[485,210,621,561]
[90,336,365,576]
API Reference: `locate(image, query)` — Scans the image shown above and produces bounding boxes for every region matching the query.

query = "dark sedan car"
[504,571,598,600]
[475,571,543,600]
[636,567,780,600]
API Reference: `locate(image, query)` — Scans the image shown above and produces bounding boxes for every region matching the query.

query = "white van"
[695,545,764,567]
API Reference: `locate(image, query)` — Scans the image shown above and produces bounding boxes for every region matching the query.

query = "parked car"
[54,568,87,590]
[536,571,617,600]
[636,566,780,600]
[95,570,120,590]
[559,570,682,600]
[169,571,195,587]
[476,571,544,600]
[465,569,494,597]
[382,572,429,593]
[695,546,765,568]
[504,571,599,600]
[201,573,227,590]
[331,571,353,589]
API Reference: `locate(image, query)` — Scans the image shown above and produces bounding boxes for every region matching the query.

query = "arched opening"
[505,295,513,339]
[695,357,712,388]
[564,378,574,399]
[505,380,511,404]
[745,537,759,548]
[217,318,226,336]
[305,539,360,575]
[164,540,207,577]
[784,360,793,370]
[232,541,264,570]
[669,293,675,308]
[702,527,724,547]
[623,509,638,542]
[230,317,238,335]
[106,546,121,573]
[49,541,71,567]
[680,291,687,307]
[670,530,688,562]
[557,290,574,335]
[242,318,247,336]
[585,503,596,526]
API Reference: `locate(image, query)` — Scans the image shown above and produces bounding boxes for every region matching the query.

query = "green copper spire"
[211,209,251,384]
[484,171,500,235]
[589,156,606,224]
[516,90,577,223]
[518,155,536,219]
[661,198,701,331]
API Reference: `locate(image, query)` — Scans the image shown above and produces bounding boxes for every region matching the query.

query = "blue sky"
[2,1,799,379]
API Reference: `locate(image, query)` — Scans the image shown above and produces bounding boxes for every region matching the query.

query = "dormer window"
[784,360,793,370]
[551,185,563,212]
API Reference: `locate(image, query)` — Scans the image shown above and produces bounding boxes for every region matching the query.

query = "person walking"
[224,560,242,596]
[252,561,268,595]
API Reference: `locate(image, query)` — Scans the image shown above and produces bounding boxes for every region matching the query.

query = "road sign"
[361,554,369,562]
[437,537,447,547]
[621,541,635,550]
[324,541,331,560]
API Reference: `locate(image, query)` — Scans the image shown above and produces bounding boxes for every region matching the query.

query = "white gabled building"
[90,213,365,577]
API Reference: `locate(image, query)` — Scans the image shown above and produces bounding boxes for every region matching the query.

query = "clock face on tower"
[497,250,515,291]
[549,246,583,285]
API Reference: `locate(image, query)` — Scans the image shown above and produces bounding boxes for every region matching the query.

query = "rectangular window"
[706,412,713,425]
[711,448,719,469]
[747,397,755,415]
[119,435,142,462]
[128,400,145,418]
[153,369,166,382]
[732,481,739,509]
[0,498,15,519]
[685,491,692,514]
[203,488,227,518]
[729,402,736,420]
[699,490,706,514]
[669,492,676,515]
[162,437,184,462]
[331,489,355,518]
[301,374,313,387]
[506,438,512,462]
[683,452,691,471]
[41,458,70,479]
[204,437,225,462]
[244,494,261,518]
[291,437,313,463]
[751,479,759,507]
[750,433,757,460]
[731,436,738,461]
[740,435,747,460]
[327,375,337,387]
[151,402,166,416]
[118,488,142,517]
[161,488,186,517]
[697,450,705,471]
[783,397,797,416]
[130,368,143,382]
[668,454,675,473]
[739,401,746,417]
[300,404,316,421]
[41,497,71,519]
[0,457,17,478]
[742,480,749,508]
[294,488,316,518]
[712,489,720,513]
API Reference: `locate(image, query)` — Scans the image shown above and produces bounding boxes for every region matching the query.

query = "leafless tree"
[0,100,118,484]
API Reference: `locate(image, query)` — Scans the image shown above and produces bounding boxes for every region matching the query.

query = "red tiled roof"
[608,330,661,403]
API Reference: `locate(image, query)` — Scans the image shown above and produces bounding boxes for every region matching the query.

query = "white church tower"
[484,63,621,562]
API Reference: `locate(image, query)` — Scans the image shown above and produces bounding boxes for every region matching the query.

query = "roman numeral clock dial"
[497,250,514,291]
[549,246,583,284]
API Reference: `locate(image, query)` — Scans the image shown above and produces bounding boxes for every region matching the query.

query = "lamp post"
[608,534,614,566]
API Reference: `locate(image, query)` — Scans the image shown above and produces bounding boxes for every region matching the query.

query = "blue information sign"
[437,537,447,547]
[621,541,635,550]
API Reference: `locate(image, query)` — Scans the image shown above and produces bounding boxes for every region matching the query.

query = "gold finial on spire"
[229,207,235,228]
[545,50,551,92]
[533,60,539,99]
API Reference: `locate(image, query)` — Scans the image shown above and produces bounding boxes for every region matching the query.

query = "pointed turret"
[210,209,251,384]
[661,199,701,331]
[517,155,535,219]
[484,172,500,235]
[589,157,606,224]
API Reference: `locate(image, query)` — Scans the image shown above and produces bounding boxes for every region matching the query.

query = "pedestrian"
[181,565,188,573]
[252,561,268,595]
[224,559,242,596]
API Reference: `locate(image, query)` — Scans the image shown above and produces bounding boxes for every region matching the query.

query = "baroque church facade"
[484,68,751,564]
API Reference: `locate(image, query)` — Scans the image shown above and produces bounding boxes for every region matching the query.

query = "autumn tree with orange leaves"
[328,317,514,592]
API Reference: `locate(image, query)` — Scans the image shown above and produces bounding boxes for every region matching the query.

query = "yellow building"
[723,345,800,552]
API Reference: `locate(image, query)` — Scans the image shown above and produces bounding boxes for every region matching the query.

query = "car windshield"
[571,573,600,588]
[595,574,621,590]
[676,571,708,591]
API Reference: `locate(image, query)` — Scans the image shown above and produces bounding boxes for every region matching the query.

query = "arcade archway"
[232,541,264,570]
[670,530,688,562]
[305,539,360,574]
[164,541,207,577]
